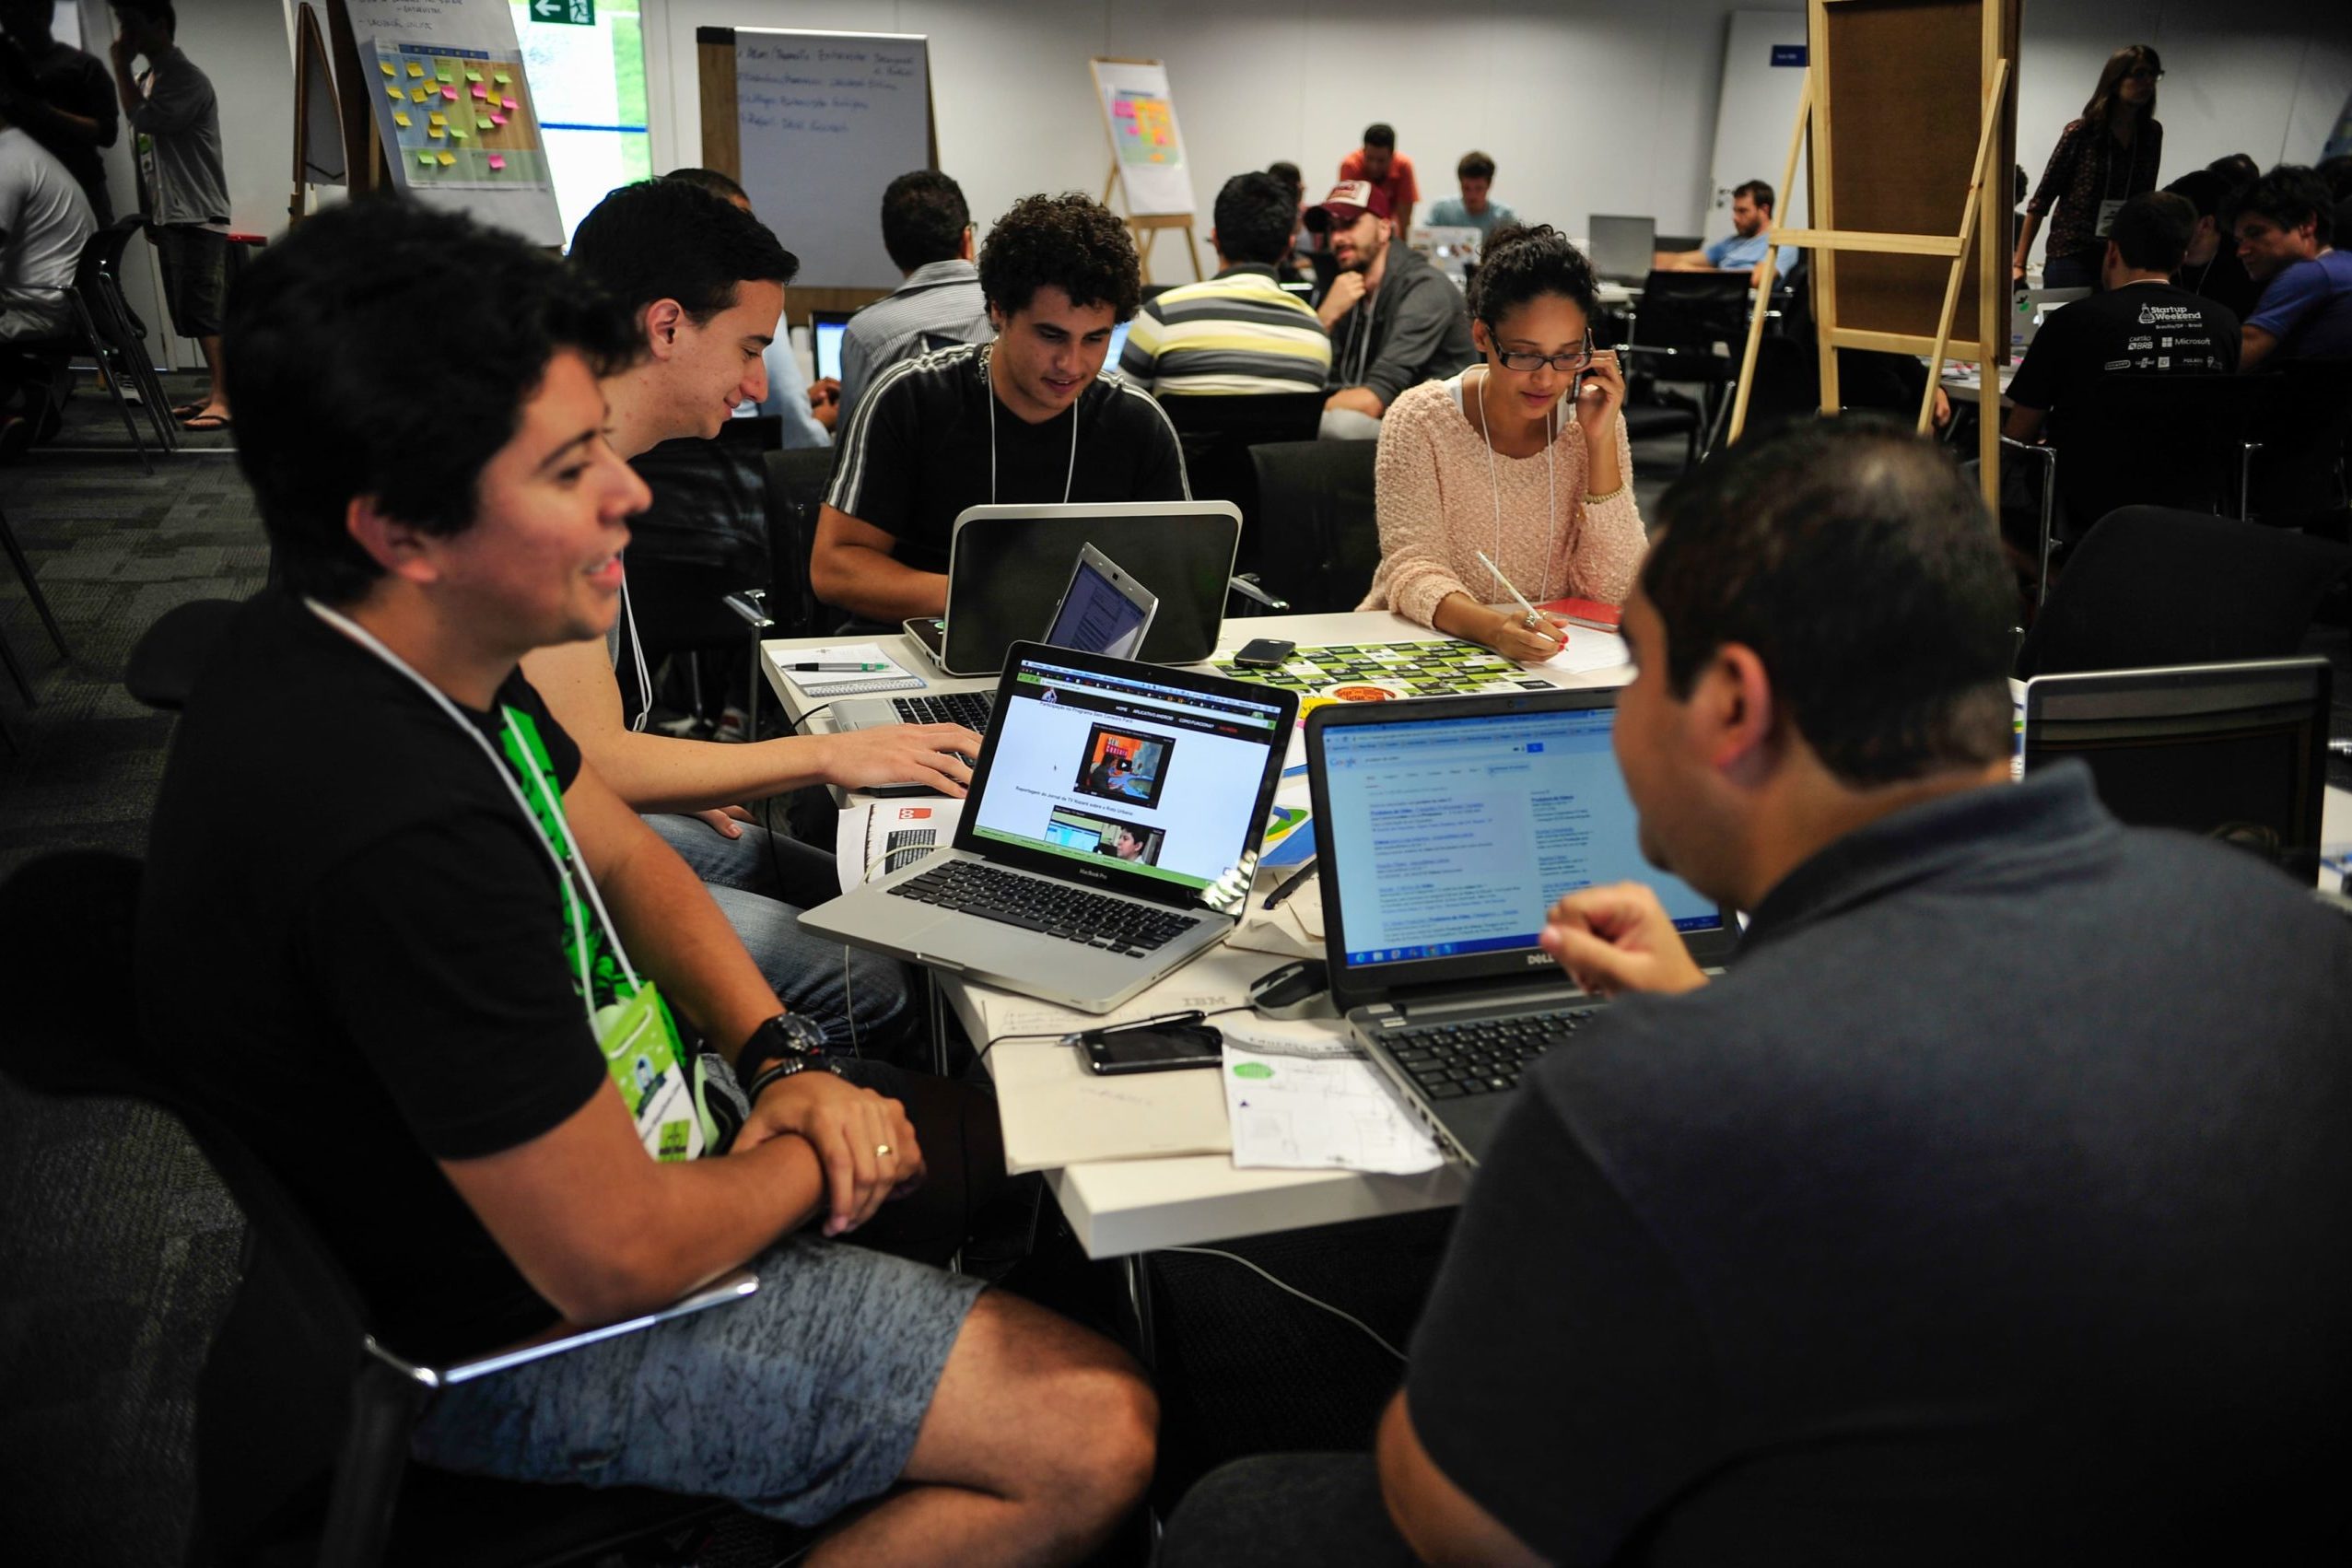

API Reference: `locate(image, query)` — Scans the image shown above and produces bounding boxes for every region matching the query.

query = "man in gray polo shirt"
[837,169,992,427]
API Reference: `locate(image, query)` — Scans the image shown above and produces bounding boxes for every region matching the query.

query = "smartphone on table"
[1081,1019,1223,1075]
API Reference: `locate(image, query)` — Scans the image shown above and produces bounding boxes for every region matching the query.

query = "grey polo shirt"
[837,259,991,427]
[132,46,228,229]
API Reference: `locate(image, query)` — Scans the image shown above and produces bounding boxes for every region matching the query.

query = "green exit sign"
[530,0,593,25]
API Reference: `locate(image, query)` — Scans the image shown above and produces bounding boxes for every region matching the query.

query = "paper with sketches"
[1220,1016,1445,1175]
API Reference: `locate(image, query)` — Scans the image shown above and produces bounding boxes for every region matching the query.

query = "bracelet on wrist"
[1584,485,1626,505]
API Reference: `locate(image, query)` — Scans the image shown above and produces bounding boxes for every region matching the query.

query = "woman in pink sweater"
[1360,225,1645,661]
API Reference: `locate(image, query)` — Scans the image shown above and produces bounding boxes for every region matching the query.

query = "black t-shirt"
[1406,769,2352,1564]
[2182,244,2261,324]
[137,591,608,1363]
[2007,281,2240,438]
[823,342,1190,576]
[8,39,118,213]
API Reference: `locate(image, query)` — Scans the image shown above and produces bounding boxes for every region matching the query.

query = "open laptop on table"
[800,643,1298,1013]
[831,542,1159,738]
[810,308,855,382]
[1305,687,1739,1164]
[1586,214,1657,287]
[902,500,1242,677]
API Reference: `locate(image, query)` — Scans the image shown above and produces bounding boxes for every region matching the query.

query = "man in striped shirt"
[1117,171,1331,397]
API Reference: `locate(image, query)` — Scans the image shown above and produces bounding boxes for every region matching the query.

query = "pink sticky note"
[471,82,487,99]
[491,113,507,127]
[502,97,516,110]
[441,85,457,100]
[488,155,506,171]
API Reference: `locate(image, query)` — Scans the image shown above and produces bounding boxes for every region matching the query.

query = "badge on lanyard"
[2095,198,2125,239]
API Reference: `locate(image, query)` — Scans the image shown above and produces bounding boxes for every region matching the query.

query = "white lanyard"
[1476,368,1560,602]
[984,343,1079,505]
[303,599,644,1024]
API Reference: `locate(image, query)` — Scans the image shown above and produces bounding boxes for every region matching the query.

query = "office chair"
[1156,391,1325,571]
[719,446,845,740]
[1625,270,1750,462]
[1,500,71,705]
[624,421,781,725]
[1246,439,1380,614]
[2013,505,2352,679]
[2241,357,2352,531]
[0,851,766,1568]
[9,216,177,467]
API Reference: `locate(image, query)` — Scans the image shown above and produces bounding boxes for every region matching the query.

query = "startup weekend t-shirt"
[138,591,611,1362]
[2006,281,2240,439]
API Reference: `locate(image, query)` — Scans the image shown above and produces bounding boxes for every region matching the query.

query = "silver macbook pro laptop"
[1305,688,1739,1164]
[1587,214,1658,286]
[831,544,1159,738]
[799,642,1299,1013]
[2012,287,2090,353]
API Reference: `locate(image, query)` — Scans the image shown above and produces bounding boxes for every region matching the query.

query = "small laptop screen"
[1105,320,1130,369]
[971,657,1284,894]
[1044,558,1150,659]
[814,321,846,382]
[1321,704,1719,973]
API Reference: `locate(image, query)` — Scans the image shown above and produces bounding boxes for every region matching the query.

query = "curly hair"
[977,193,1142,322]
[226,198,639,604]
[1465,223,1599,333]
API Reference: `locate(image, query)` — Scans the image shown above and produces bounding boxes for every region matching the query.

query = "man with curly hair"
[813,192,1188,623]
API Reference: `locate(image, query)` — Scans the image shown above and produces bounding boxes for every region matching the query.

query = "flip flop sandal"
[180,412,233,432]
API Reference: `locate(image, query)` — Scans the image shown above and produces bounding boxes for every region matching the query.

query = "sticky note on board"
[495,70,510,84]
[410,87,428,102]
[437,64,452,81]
[406,62,423,77]
[441,86,457,100]
[471,82,487,99]
[393,112,410,128]
[490,113,505,128]
[449,126,467,141]
[502,97,517,110]
[477,115,493,129]
[427,123,443,138]
[437,152,455,168]
[385,85,402,101]
[488,154,506,171]
[380,61,394,76]
[465,69,482,81]
[417,150,435,168]
[428,110,445,123]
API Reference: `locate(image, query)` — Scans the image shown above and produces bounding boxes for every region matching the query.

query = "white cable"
[1480,364,1559,605]
[617,575,652,732]
[1162,1246,1408,1363]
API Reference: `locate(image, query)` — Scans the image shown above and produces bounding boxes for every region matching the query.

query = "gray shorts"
[411,1238,985,1526]
[150,224,228,339]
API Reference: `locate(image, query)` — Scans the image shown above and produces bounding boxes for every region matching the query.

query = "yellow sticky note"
[385,85,402,101]
[438,152,455,168]
[406,62,423,77]
[380,61,394,77]
[428,111,445,123]
[427,123,443,139]
[393,112,410,128]
[410,87,428,102]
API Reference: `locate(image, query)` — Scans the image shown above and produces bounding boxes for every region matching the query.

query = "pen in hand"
[1474,550,1548,632]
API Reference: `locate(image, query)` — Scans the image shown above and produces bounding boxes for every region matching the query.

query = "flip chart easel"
[1091,58,1200,286]
[289,4,345,227]
[1727,0,2018,511]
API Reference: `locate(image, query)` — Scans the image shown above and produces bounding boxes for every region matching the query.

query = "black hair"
[1641,419,2015,787]
[111,1,173,34]
[1363,123,1396,150]
[2083,43,2161,130]
[2226,165,2334,248]
[1267,160,1303,203]
[1212,171,1298,266]
[977,193,1141,322]
[224,198,638,605]
[879,170,971,273]
[2108,190,2194,273]
[1458,151,1496,182]
[1733,180,1776,212]
[2206,152,2259,190]
[2319,156,2352,203]
[568,178,798,326]
[2162,169,2227,221]
[662,166,747,204]
[1467,224,1598,333]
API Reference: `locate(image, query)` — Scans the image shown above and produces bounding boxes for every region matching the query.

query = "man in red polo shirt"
[1339,122,1418,236]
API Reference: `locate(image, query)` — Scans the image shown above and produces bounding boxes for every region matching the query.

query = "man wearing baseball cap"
[1305,179,1476,439]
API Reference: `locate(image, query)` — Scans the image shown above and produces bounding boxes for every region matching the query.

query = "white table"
[763,609,1632,1257]
[1940,362,2018,406]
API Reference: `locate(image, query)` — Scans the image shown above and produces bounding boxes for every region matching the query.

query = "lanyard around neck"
[302,598,643,1016]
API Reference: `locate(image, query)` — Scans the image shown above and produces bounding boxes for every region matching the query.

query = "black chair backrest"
[1246,439,1380,614]
[2246,357,2352,529]
[1159,392,1327,569]
[1632,271,1750,374]
[124,596,242,711]
[2016,505,2352,678]
[0,852,370,1561]
[2046,373,2272,529]
[762,445,841,638]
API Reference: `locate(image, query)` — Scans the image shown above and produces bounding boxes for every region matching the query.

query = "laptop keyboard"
[893,691,995,730]
[1376,1006,1602,1100]
[887,861,1202,955]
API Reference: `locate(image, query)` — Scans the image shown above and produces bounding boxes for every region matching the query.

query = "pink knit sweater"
[1359,375,1646,626]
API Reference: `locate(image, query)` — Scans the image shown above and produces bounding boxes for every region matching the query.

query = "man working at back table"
[1163,418,2352,1566]
[1654,179,1798,287]
[140,199,1155,1566]
[812,191,1188,624]
[837,168,993,427]
[2230,164,2352,369]
[1117,169,1331,397]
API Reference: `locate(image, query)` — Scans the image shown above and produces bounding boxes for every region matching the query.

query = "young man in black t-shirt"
[138,201,1153,1562]
[813,192,1188,623]
[2005,189,2240,450]
[1160,423,2352,1566]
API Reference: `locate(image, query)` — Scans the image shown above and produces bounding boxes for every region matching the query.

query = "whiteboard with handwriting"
[731,29,931,289]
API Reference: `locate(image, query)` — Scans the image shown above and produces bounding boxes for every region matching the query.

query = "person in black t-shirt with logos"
[812,191,1188,623]
[137,201,1153,1562]
[1157,421,2352,1568]
[2005,189,2240,451]
[2163,169,2263,323]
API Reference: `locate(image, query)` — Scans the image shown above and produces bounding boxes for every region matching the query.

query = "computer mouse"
[1248,958,1331,1020]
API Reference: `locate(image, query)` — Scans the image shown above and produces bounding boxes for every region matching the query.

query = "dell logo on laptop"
[1525,952,1556,967]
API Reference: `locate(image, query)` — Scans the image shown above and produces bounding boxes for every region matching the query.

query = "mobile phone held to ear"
[1081,1019,1223,1075]
[1234,638,1296,668]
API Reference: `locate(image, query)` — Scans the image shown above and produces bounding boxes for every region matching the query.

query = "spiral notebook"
[777,642,925,697]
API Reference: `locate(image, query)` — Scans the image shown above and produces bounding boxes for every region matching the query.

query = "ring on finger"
[875,1142,893,1157]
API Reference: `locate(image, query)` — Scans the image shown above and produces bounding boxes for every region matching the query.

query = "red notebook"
[1539,597,1622,632]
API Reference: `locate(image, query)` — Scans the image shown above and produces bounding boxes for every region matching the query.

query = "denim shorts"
[411,1238,985,1526]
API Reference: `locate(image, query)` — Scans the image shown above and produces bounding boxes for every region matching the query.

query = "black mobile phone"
[1082,1021,1223,1075]
[1234,638,1296,668]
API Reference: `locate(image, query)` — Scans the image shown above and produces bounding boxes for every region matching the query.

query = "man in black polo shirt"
[812,191,1188,623]
[1162,421,2352,1566]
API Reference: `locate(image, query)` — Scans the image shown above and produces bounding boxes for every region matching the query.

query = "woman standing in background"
[2017,44,2165,290]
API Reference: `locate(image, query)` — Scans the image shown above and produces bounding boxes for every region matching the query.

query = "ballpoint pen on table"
[1261,857,1318,910]
[785,661,888,672]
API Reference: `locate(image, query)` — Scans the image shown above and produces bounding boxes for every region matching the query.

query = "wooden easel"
[323,0,391,200]
[1091,57,1201,286]
[1727,0,2017,511]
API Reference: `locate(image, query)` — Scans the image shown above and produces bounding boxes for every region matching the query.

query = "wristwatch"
[742,1012,837,1102]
